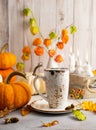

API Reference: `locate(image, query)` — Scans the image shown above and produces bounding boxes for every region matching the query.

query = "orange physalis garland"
[33,38,42,46]
[21,46,31,61]
[43,39,52,47]
[16,8,77,72]
[62,35,69,44]
[15,8,77,72]
[55,55,64,63]
[48,49,56,57]
[62,29,68,36]
[57,42,64,50]
[34,46,44,56]
[30,22,77,63]
[31,27,69,63]
[20,25,76,64]
[22,46,31,54]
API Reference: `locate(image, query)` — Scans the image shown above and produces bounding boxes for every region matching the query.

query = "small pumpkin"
[0,43,17,69]
[0,68,16,82]
[25,72,46,95]
[25,62,46,95]
[0,71,32,110]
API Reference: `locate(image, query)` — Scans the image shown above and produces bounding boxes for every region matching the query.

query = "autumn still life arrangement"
[1,7,96,127]
[16,8,77,71]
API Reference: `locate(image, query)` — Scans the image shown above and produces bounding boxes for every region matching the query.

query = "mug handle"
[33,75,48,102]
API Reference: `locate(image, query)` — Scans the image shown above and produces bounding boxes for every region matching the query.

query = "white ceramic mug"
[34,68,69,108]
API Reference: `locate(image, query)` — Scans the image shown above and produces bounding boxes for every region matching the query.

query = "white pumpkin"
[25,72,46,95]
[19,72,46,95]
[0,74,3,82]
[18,62,46,95]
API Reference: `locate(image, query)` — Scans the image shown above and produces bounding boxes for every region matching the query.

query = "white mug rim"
[44,68,69,72]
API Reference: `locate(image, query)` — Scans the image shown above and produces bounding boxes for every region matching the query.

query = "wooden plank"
[0,0,8,49]
[91,0,96,69]
[8,0,24,70]
[56,0,74,68]
[73,0,93,68]
[23,0,41,72]
[1,0,96,72]
[39,0,57,71]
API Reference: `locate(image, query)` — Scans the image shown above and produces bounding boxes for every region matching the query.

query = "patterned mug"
[33,68,69,108]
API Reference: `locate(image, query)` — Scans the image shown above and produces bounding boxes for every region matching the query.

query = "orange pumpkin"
[0,68,16,82]
[0,71,32,110]
[0,43,17,69]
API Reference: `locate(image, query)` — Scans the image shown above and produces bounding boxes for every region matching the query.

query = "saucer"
[30,99,80,114]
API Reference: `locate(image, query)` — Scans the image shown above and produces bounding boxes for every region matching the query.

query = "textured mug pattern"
[45,68,69,108]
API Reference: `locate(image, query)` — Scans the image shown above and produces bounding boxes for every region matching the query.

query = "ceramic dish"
[30,99,80,114]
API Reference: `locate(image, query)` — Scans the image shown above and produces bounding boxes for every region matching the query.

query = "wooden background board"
[0,0,96,72]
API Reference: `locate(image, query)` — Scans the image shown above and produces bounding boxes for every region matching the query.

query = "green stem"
[39,31,44,40]
[6,71,26,84]
[0,43,8,53]
[65,24,73,29]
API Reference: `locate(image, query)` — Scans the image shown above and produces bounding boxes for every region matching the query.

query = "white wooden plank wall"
[0,0,8,49]
[0,0,96,72]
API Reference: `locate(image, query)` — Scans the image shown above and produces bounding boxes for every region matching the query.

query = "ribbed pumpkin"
[0,68,16,82]
[0,43,17,69]
[0,71,32,110]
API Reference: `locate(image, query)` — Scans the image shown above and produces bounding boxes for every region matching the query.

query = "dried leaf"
[0,108,9,118]
[65,104,75,110]
[42,120,59,127]
[21,105,32,116]
[72,109,86,121]
[5,117,19,124]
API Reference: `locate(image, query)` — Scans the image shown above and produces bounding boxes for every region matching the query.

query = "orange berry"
[54,55,64,63]
[16,62,25,71]
[57,42,64,49]
[32,38,42,46]
[21,53,30,60]
[62,35,69,44]
[48,49,56,57]
[22,46,31,54]
[62,29,68,37]
[43,38,52,47]
[34,46,44,56]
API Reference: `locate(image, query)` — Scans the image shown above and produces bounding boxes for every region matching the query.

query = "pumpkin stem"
[6,71,26,84]
[0,43,8,53]
[33,62,43,76]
